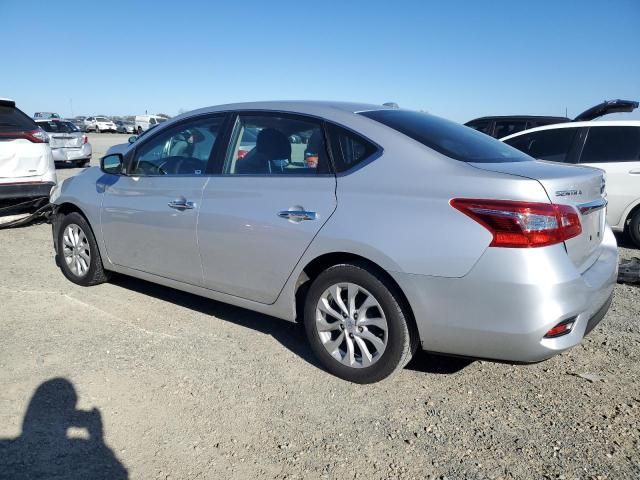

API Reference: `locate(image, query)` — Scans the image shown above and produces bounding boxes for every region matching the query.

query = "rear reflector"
[450,199,582,248]
[544,318,576,338]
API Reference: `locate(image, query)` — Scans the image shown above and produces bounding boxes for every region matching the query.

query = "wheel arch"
[293,252,418,339]
[53,202,98,254]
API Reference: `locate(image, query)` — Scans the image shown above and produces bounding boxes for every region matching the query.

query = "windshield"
[157,117,167,123]
[360,109,529,163]
[96,117,109,122]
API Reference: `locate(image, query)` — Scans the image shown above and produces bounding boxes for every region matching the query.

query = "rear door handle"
[629,169,640,174]
[278,210,317,221]
[168,198,195,210]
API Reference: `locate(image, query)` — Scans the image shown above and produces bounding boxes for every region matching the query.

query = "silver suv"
[50,101,617,383]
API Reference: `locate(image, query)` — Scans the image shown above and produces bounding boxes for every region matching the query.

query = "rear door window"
[504,128,578,163]
[579,126,640,163]
[326,124,378,172]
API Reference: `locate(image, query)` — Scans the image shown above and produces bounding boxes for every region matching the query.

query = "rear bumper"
[0,181,56,200]
[51,144,92,163]
[393,226,618,362]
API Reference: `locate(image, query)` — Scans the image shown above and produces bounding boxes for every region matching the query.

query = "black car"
[466,99,639,138]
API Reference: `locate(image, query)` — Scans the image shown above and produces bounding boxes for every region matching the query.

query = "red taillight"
[83,134,88,144]
[450,199,582,248]
[0,129,49,143]
[237,149,248,160]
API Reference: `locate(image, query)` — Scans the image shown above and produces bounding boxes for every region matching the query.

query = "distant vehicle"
[33,112,60,120]
[467,99,639,138]
[502,119,640,247]
[51,101,617,383]
[65,118,86,132]
[36,119,92,167]
[0,99,56,201]
[105,123,159,157]
[84,116,117,133]
[114,120,135,134]
[134,114,167,134]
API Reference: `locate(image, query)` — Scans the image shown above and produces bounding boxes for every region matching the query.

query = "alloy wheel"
[62,224,91,277]
[315,282,388,368]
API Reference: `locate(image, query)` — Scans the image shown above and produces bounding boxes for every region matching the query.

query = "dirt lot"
[1,133,639,479]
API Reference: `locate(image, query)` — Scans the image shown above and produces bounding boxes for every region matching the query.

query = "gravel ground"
[1,133,639,479]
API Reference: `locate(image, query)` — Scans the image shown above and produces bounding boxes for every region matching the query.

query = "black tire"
[56,212,110,287]
[303,262,417,383]
[629,210,640,248]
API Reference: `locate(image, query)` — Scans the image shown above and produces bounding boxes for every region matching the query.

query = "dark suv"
[466,99,639,138]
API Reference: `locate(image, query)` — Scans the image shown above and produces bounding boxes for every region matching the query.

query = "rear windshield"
[96,117,109,122]
[0,106,38,132]
[37,121,75,133]
[360,110,529,163]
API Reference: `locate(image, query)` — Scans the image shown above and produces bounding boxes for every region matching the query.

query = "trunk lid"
[469,160,607,272]
[0,139,50,178]
[573,99,638,121]
[49,132,83,148]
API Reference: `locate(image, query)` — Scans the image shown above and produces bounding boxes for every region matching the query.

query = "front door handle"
[278,210,317,221]
[168,198,195,210]
[629,169,640,175]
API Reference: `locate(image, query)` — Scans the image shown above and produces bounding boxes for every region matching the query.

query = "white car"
[134,114,167,134]
[84,116,116,133]
[0,99,56,201]
[502,120,640,247]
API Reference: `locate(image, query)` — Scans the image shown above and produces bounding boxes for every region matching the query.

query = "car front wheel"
[56,212,110,286]
[303,262,417,383]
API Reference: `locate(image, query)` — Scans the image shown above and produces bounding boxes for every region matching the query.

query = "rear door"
[577,125,640,228]
[198,112,337,304]
[100,114,227,286]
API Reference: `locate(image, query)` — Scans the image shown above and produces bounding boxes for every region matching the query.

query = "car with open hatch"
[49,101,618,383]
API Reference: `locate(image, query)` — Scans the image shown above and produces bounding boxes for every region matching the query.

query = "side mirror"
[128,135,138,144]
[100,153,124,175]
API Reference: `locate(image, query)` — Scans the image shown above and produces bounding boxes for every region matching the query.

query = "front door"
[198,113,337,304]
[101,115,226,286]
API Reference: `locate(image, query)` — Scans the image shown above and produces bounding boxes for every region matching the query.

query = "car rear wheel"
[629,210,640,248]
[303,262,417,383]
[56,212,110,286]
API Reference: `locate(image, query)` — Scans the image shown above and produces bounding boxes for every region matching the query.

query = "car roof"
[500,120,640,141]
[178,100,392,119]
[468,115,569,122]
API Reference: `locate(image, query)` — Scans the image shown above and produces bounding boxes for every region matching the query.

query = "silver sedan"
[49,101,617,383]
[36,119,92,167]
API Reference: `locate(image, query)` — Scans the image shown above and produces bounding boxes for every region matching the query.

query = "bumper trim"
[584,292,613,336]
[0,182,55,200]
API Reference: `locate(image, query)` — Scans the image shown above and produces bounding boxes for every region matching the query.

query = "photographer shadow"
[0,378,128,480]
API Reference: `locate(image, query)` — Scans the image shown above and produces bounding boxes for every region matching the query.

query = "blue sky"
[2,0,639,122]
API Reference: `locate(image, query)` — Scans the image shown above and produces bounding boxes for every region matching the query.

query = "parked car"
[114,120,135,134]
[65,118,86,132]
[467,99,639,138]
[33,112,60,120]
[134,114,167,134]
[0,99,56,200]
[84,116,117,133]
[105,123,159,156]
[502,120,640,247]
[36,119,92,167]
[50,101,617,383]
